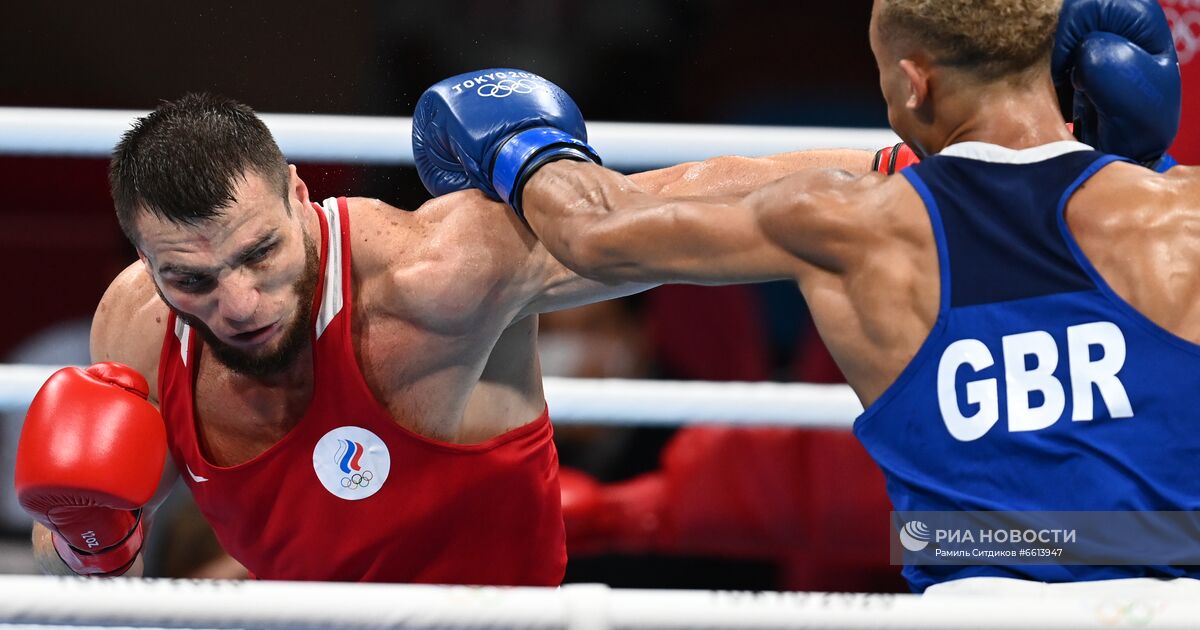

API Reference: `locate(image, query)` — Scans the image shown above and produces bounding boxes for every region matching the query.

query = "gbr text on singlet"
[937,321,1132,442]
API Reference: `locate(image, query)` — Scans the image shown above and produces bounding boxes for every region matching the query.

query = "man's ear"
[899,58,930,112]
[899,57,938,125]
[289,165,310,209]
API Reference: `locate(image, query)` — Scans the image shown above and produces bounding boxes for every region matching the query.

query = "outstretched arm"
[515,150,874,313]
[520,158,872,285]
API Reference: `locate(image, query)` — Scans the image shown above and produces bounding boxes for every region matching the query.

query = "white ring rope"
[0,365,60,416]
[0,364,862,427]
[0,107,900,170]
[544,377,861,426]
[0,575,1197,630]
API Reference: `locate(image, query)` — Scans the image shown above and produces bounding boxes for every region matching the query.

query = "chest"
[191,354,314,467]
[350,279,520,431]
[189,319,500,466]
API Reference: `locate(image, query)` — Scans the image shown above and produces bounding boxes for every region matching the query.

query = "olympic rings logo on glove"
[1163,5,1200,65]
[477,79,537,98]
[340,469,374,489]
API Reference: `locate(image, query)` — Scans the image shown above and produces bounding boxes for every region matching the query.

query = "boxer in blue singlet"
[413,0,1200,593]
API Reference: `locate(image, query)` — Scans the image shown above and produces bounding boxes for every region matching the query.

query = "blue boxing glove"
[412,69,600,215]
[1053,0,1181,171]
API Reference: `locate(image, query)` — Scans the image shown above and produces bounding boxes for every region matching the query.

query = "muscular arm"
[31,263,178,577]
[517,155,941,404]
[520,157,876,285]
[501,151,873,312]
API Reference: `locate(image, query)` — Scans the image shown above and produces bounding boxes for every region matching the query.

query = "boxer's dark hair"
[878,0,1059,83]
[109,93,289,243]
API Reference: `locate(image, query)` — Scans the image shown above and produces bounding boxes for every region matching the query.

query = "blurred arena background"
[2,0,1199,594]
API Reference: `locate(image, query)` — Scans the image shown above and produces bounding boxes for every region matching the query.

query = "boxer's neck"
[928,75,1075,155]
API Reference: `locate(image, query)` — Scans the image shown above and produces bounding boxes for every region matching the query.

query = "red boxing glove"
[15,363,167,576]
[561,428,813,558]
[560,467,666,555]
[872,142,921,174]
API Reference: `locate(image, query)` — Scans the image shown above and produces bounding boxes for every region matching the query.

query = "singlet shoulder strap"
[314,197,345,339]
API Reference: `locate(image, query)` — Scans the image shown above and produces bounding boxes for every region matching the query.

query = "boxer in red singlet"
[16,93,869,583]
[18,94,645,584]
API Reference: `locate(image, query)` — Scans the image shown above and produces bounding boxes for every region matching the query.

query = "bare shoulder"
[1069,162,1200,237]
[91,261,169,399]
[1156,164,1200,218]
[1065,162,1200,341]
[344,193,536,329]
[345,192,529,262]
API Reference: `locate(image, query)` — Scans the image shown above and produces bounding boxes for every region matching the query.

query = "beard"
[164,231,321,379]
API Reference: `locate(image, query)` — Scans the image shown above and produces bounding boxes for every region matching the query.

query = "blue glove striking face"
[412,69,600,215]
[1052,0,1182,167]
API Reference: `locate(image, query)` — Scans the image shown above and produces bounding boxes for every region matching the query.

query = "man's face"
[136,169,320,378]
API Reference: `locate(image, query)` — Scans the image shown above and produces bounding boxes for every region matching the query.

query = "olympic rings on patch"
[340,469,374,489]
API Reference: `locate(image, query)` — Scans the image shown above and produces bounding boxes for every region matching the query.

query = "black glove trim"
[510,146,598,219]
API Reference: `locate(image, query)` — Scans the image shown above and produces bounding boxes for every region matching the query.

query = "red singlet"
[158,197,566,584]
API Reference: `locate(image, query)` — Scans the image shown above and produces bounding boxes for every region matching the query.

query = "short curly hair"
[877,0,1061,82]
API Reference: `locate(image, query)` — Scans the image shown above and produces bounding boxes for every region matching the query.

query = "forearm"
[522,161,642,280]
[525,149,874,242]
[32,523,145,577]
[522,161,797,285]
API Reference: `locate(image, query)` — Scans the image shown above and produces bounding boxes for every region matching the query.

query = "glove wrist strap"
[492,127,601,215]
[52,510,145,576]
